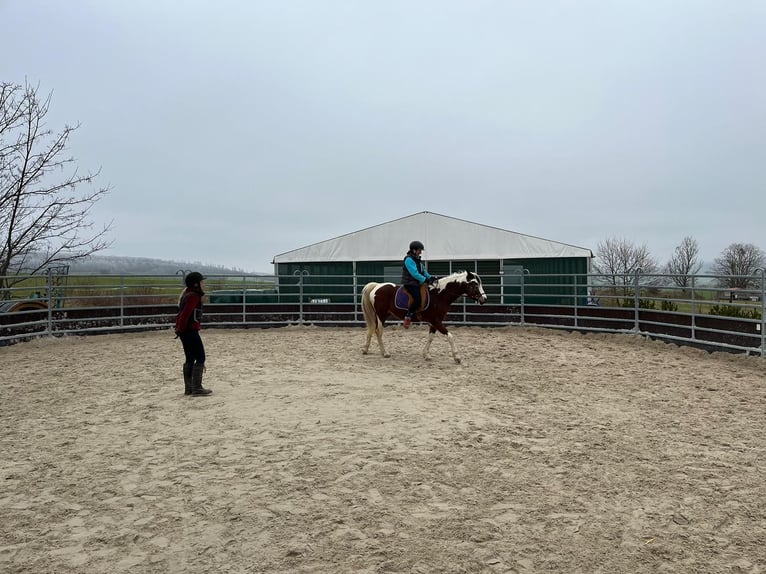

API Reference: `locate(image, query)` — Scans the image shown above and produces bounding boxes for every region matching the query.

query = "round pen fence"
[1,271,765,355]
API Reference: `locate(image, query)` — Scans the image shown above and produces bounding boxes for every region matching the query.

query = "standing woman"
[175,271,212,396]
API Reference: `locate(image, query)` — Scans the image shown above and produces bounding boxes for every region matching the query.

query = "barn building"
[271,211,593,305]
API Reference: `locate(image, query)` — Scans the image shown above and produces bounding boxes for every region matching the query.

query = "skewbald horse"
[361,270,487,364]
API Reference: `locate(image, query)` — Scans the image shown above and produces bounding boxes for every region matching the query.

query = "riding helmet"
[409,240,425,251]
[184,271,206,287]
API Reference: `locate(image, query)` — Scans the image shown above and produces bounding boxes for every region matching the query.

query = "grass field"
[2,275,277,307]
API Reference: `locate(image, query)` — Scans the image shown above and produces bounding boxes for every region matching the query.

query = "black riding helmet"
[409,240,424,251]
[184,271,206,288]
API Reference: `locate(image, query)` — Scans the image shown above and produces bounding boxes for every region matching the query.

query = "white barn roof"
[272,211,593,263]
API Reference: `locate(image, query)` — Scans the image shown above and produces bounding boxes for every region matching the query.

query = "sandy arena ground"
[1,325,765,573]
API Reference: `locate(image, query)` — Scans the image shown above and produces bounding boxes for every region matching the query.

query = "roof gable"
[272,211,593,263]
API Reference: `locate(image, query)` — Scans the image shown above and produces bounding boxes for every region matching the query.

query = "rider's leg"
[404,285,421,327]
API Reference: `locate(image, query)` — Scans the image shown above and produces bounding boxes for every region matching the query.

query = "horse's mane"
[433,270,481,289]
[442,270,479,282]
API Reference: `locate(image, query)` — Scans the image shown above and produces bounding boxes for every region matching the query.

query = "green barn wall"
[276,262,354,303]
[499,257,589,305]
[276,257,590,305]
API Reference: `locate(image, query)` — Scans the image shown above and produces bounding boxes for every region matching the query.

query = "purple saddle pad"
[395,286,429,311]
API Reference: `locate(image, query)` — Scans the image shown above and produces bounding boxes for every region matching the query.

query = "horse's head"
[463,271,488,304]
[435,271,487,304]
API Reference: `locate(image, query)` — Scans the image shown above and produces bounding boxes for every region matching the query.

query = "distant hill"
[68,255,271,276]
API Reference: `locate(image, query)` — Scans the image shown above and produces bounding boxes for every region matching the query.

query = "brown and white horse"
[361,270,487,364]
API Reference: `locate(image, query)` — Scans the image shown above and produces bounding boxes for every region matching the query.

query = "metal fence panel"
[1,271,764,355]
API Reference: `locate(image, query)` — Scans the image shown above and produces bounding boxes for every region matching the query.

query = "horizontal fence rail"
[1,271,765,356]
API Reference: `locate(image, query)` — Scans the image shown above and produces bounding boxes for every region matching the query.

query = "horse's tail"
[361,282,379,330]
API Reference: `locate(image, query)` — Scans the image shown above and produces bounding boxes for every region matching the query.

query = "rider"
[401,240,436,329]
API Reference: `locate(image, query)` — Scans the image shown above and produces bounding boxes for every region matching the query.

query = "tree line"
[592,237,765,290]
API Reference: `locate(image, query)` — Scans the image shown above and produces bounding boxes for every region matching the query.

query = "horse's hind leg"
[361,283,378,356]
[375,319,390,358]
[362,317,389,358]
[362,319,378,356]
[362,324,373,355]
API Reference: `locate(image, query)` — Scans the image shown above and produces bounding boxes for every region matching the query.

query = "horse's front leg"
[422,325,459,363]
[446,331,460,364]
[424,325,460,363]
[422,327,437,361]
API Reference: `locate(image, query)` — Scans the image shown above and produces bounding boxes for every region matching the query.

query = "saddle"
[394,284,430,312]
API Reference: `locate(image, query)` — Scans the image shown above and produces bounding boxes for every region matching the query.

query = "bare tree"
[0,81,112,289]
[665,236,703,289]
[592,237,659,301]
[711,243,765,289]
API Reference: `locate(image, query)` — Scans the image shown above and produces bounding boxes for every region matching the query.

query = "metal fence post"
[352,262,358,323]
[690,275,696,342]
[573,274,580,328]
[633,268,642,332]
[293,270,309,324]
[120,276,125,327]
[759,268,765,357]
[241,275,247,324]
[46,268,53,335]
[520,269,529,325]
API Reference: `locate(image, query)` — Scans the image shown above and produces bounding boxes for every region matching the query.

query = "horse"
[361,270,488,364]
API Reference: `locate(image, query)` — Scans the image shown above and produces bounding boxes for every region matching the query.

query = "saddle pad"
[394,285,430,311]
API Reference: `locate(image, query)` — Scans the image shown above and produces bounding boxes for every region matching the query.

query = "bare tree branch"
[711,243,765,289]
[665,236,703,289]
[0,81,113,287]
[591,237,660,302]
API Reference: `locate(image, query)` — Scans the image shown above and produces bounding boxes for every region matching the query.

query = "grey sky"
[3,0,764,272]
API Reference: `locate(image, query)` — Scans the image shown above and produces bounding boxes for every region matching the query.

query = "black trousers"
[404,284,421,315]
[179,330,206,365]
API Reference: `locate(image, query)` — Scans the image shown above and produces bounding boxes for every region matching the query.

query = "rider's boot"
[191,363,212,396]
[183,362,193,395]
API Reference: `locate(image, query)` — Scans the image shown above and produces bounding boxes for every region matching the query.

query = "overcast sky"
[3,0,764,272]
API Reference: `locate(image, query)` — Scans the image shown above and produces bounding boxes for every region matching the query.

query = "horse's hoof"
[454,358,462,364]
[384,353,391,358]
[362,350,368,355]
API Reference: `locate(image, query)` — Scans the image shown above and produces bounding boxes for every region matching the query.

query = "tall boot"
[191,363,212,396]
[183,363,193,395]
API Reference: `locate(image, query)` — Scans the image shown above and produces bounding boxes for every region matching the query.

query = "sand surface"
[1,325,765,573]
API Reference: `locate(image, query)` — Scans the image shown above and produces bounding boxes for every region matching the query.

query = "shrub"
[661,300,679,312]
[708,304,762,320]
[621,298,656,309]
